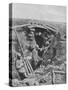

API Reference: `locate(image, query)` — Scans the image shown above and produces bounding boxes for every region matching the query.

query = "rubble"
[9,21,66,86]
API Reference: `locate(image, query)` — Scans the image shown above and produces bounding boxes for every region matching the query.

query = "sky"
[12,3,66,22]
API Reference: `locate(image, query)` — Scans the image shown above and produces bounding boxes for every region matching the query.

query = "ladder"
[14,29,33,77]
